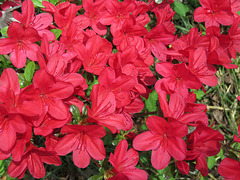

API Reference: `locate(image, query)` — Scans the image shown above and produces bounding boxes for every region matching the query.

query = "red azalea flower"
[13,0,55,40]
[53,2,82,35]
[81,0,107,35]
[0,69,39,153]
[194,0,234,28]
[54,125,106,168]
[188,48,218,86]
[99,0,136,33]
[87,84,125,133]
[133,116,188,170]
[158,93,209,126]
[112,19,148,50]
[108,139,147,180]
[98,67,137,108]
[144,24,175,61]
[21,69,74,126]
[186,123,224,176]
[8,142,61,179]
[155,62,202,98]
[0,22,40,68]
[74,35,113,75]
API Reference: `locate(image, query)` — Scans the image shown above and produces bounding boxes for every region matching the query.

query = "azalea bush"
[0,0,240,179]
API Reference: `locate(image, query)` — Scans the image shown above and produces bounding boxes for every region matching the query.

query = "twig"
[221,142,240,153]
[208,173,218,180]
[207,106,230,111]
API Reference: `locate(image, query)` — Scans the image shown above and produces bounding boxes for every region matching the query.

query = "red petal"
[151,145,171,170]
[198,74,218,86]
[133,131,160,151]
[85,125,106,138]
[120,168,148,180]
[13,0,35,27]
[85,136,106,160]
[47,99,69,120]
[195,154,208,177]
[218,158,240,178]
[155,62,174,78]
[73,147,91,168]
[46,81,74,99]
[0,123,16,152]
[10,49,27,68]
[179,111,209,126]
[0,38,15,54]
[0,150,11,160]
[110,139,128,167]
[33,13,53,30]
[176,161,189,175]
[10,115,27,134]
[54,134,78,155]
[0,68,20,94]
[38,149,62,166]
[167,137,187,161]
[28,152,46,179]
[146,116,167,135]
[169,93,185,119]
[193,7,208,22]
[8,159,28,178]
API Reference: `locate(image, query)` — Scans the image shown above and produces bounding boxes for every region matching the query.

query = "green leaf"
[50,29,62,40]
[140,123,148,130]
[48,0,59,5]
[173,2,190,16]
[217,148,224,160]
[1,26,8,37]
[88,174,103,180]
[41,0,58,5]
[0,160,5,176]
[237,11,240,15]
[145,90,158,112]
[70,105,81,121]
[24,61,35,82]
[18,73,32,88]
[194,89,205,100]
[6,175,16,180]
[200,176,208,180]
[31,0,44,8]
[207,156,215,170]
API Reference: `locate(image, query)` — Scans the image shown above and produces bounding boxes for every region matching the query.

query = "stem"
[208,173,218,180]
[221,142,240,153]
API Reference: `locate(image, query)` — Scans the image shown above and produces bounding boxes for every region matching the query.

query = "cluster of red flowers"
[0,0,239,179]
